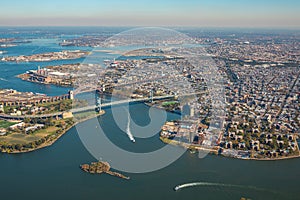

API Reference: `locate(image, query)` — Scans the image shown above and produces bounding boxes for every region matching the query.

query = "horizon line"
[0,25,299,30]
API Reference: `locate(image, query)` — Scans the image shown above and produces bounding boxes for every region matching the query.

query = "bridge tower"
[69,90,74,100]
[96,85,105,94]
[96,96,102,113]
[150,89,154,103]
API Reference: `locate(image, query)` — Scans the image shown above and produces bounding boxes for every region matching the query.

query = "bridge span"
[71,92,205,113]
[0,92,205,120]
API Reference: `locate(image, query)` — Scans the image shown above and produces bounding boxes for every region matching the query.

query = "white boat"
[174,186,180,191]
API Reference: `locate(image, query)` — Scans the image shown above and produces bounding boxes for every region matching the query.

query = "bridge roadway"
[71,94,177,113]
[0,92,205,120]
[71,91,207,113]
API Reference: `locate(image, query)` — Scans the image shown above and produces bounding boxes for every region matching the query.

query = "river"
[0,27,299,200]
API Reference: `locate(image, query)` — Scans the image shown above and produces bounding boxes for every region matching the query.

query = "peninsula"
[1,50,89,62]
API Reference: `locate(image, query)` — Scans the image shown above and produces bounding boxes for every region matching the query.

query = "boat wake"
[126,114,135,143]
[174,182,272,193]
[0,78,8,82]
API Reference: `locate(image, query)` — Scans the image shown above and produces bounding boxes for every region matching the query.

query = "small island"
[80,161,130,180]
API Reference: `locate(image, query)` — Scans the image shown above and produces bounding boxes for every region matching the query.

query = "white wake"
[0,78,8,82]
[126,114,135,143]
[174,182,267,193]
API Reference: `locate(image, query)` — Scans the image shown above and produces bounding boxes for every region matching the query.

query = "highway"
[0,92,205,120]
[71,92,206,113]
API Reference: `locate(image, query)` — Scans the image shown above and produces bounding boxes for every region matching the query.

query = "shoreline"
[247,153,300,161]
[3,95,299,161]
[4,110,105,154]
[16,74,74,88]
[1,50,89,62]
[160,137,300,161]
[220,152,300,161]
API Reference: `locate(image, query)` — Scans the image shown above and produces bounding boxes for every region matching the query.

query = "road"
[0,92,206,120]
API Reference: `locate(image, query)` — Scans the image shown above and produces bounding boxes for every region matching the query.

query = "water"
[0,27,300,200]
[1,106,299,200]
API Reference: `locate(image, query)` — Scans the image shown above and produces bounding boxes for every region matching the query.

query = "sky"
[0,0,299,27]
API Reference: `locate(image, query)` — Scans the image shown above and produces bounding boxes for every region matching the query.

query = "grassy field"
[0,120,17,129]
[0,110,95,149]
[0,124,59,145]
[162,101,178,106]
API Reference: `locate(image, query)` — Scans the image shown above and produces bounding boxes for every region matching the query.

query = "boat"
[174,186,180,191]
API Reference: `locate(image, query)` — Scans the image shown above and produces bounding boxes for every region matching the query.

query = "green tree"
[24,118,30,124]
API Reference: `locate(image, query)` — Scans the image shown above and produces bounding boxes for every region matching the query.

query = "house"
[229,132,236,138]
[238,142,246,149]
[25,124,45,133]
[252,128,259,134]
[0,128,6,136]
[287,134,294,141]
[235,135,243,141]
[266,134,273,139]
[265,139,273,145]
[9,122,25,130]
[225,141,233,149]
[276,134,284,140]
[277,141,284,148]
[250,140,260,151]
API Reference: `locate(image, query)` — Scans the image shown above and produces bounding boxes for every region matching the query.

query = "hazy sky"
[0,0,299,27]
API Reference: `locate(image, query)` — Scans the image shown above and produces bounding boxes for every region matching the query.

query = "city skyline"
[0,0,299,28]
